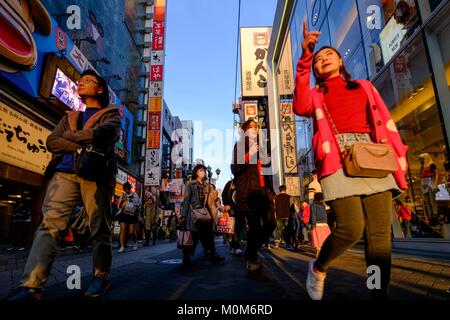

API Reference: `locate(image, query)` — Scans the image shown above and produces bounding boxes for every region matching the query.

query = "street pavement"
[1,238,449,300]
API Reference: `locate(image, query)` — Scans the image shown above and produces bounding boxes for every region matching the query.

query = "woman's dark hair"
[240,119,257,133]
[79,69,110,108]
[313,192,324,203]
[192,164,207,181]
[312,46,360,94]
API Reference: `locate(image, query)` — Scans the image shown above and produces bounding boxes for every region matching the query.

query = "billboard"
[280,101,298,174]
[240,27,272,97]
[115,104,134,163]
[0,101,52,175]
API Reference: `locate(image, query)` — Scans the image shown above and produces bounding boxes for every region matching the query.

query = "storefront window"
[374,34,448,238]
[435,3,450,89]
[418,0,447,19]
[328,0,366,75]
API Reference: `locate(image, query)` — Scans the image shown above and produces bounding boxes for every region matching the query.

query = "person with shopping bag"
[180,164,225,266]
[308,193,331,256]
[293,21,408,300]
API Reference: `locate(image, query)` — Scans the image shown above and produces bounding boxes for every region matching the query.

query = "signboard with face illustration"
[240,27,272,97]
[0,101,52,175]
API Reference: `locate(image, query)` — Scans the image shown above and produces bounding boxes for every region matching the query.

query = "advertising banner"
[240,27,272,97]
[0,101,52,175]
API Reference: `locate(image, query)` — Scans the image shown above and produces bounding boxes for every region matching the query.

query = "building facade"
[267,0,450,240]
[0,0,151,245]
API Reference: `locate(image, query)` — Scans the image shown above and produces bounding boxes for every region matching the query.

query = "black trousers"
[315,191,393,299]
[183,220,216,258]
[242,188,275,262]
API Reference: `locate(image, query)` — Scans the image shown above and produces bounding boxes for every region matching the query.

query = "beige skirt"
[320,133,401,202]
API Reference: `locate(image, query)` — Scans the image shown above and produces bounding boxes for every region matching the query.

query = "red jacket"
[293,53,409,190]
[395,204,412,221]
[301,205,310,225]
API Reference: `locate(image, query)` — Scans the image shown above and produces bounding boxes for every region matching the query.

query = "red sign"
[245,104,257,116]
[151,65,164,81]
[153,21,165,37]
[55,26,67,52]
[147,130,161,149]
[154,6,166,21]
[127,175,137,192]
[280,102,293,116]
[152,35,164,50]
[148,112,161,130]
[253,32,269,46]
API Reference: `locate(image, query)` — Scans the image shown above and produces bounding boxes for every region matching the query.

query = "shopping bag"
[216,214,235,234]
[177,230,193,249]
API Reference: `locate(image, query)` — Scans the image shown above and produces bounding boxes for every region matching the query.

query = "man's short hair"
[279,185,287,192]
[79,70,110,108]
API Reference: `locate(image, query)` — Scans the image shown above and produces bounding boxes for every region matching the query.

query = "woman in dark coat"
[231,119,276,278]
[180,164,225,266]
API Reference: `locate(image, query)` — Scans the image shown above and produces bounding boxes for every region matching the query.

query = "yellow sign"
[155,0,166,7]
[149,97,162,112]
[0,101,52,175]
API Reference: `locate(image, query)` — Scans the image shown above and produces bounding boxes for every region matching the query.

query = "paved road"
[1,238,449,300]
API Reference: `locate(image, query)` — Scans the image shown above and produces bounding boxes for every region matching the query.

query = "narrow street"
[1,239,449,300]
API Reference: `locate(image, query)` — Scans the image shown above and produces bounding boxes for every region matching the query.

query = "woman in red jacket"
[294,22,408,300]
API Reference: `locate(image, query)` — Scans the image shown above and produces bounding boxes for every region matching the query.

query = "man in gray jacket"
[8,70,121,300]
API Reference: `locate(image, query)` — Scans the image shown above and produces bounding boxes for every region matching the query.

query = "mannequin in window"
[419,153,438,219]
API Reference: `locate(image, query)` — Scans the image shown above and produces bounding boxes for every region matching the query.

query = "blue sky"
[165,0,277,190]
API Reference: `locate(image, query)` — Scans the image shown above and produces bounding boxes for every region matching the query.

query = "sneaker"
[234,248,243,255]
[118,246,125,253]
[6,246,15,251]
[84,274,110,298]
[230,249,235,255]
[6,287,43,301]
[17,247,25,251]
[306,259,326,300]
[132,244,138,251]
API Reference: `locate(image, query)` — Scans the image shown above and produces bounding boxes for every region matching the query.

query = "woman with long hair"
[231,119,276,279]
[180,164,225,266]
[293,22,408,300]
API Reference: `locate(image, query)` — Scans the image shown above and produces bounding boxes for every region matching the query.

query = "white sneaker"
[118,246,125,253]
[17,247,25,251]
[234,248,242,255]
[132,244,138,251]
[306,259,326,300]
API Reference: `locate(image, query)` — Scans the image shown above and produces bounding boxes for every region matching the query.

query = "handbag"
[76,145,110,181]
[190,186,212,224]
[177,228,193,249]
[322,103,398,178]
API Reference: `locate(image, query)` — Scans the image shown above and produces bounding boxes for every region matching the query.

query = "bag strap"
[189,183,211,211]
[321,103,340,136]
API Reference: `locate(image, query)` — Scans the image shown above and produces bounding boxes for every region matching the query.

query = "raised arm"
[293,21,321,118]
